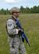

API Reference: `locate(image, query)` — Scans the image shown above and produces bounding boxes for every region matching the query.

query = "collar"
[11,16,18,21]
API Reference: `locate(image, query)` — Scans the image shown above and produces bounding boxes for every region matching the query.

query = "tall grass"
[0,14,39,54]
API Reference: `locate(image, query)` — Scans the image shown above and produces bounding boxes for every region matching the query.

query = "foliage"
[0,6,39,14]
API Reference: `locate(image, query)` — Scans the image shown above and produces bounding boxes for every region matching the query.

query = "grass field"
[0,14,39,54]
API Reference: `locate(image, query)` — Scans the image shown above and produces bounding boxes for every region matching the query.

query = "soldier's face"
[13,12,20,18]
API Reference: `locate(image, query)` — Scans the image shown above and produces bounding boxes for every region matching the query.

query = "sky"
[0,0,39,9]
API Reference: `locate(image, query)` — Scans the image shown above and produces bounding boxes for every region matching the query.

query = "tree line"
[0,6,39,15]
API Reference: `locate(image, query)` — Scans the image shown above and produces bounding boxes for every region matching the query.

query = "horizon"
[0,5,39,10]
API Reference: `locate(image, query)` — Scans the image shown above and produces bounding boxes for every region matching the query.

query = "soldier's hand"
[18,28,21,31]
[18,28,24,32]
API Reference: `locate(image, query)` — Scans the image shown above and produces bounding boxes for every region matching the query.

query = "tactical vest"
[6,16,19,38]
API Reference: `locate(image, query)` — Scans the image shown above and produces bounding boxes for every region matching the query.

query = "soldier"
[6,7,26,54]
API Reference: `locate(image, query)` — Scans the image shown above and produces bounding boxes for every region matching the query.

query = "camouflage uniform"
[6,7,26,54]
[8,34,26,54]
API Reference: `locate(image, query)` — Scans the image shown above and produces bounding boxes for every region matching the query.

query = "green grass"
[0,14,39,54]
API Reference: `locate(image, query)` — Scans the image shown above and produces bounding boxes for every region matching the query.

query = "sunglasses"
[13,12,20,13]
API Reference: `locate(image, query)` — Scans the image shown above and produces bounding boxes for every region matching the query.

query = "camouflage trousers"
[8,35,26,54]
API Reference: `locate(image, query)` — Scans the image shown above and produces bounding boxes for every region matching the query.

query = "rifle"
[14,18,30,46]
